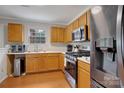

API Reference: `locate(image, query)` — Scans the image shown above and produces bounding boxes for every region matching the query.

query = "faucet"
[34,44,38,52]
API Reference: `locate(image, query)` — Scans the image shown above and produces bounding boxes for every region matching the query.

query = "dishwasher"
[13,55,25,77]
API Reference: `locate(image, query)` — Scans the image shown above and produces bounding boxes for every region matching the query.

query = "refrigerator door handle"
[122,18,124,64]
[116,5,124,86]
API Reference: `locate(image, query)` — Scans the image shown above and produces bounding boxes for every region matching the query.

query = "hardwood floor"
[0,71,71,88]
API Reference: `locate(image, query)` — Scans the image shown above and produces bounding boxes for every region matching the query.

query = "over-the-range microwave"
[72,25,88,42]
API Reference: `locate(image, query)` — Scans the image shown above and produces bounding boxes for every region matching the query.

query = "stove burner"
[66,51,90,58]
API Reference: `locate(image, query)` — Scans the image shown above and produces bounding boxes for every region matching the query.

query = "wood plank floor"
[0,71,71,88]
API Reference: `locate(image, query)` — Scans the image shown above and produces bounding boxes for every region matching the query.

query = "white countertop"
[7,51,65,55]
[77,57,90,64]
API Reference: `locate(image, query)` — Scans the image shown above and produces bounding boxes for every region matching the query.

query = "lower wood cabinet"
[26,53,64,74]
[45,54,59,70]
[26,54,44,73]
[78,60,90,88]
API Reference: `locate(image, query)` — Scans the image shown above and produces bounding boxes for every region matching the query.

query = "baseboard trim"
[0,75,8,84]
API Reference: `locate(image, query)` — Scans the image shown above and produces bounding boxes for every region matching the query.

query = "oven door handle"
[66,59,76,64]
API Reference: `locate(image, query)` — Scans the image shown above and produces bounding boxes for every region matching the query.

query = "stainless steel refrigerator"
[90,5,124,88]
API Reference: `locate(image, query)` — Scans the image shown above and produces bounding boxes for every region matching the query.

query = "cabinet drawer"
[26,54,41,58]
[46,53,59,56]
[78,61,90,72]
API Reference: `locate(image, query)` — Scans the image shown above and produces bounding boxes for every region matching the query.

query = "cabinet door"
[26,58,38,73]
[26,54,41,73]
[58,28,64,42]
[59,53,64,71]
[73,19,79,30]
[79,13,87,27]
[51,27,65,43]
[78,67,90,88]
[38,55,45,71]
[64,26,69,43]
[51,27,58,42]
[64,25,73,43]
[45,55,59,70]
[8,23,23,42]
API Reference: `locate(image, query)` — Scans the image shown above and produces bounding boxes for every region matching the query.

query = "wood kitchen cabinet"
[59,53,64,71]
[64,25,72,43]
[51,26,65,43]
[73,19,79,30]
[26,54,44,73]
[8,23,24,43]
[78,60,90,88]
[51,27,58,42]
[26,53,64,74]
[79,13,87,27]
[45,53,59,70]
[26,54,47,73]
[38,55,46,72]
[58,28,65,42]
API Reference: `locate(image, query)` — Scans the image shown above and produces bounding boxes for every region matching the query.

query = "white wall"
[0,24,5,48]
[0,19,67,52]
[0,24,8,83]
[0,48,8,83]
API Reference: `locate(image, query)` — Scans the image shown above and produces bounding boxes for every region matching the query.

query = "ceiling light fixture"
[91,6,102,15]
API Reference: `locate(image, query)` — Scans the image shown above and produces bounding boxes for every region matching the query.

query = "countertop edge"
[77,58,90,64]
[7,51,65,55]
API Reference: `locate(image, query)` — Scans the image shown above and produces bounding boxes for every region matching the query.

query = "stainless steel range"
[65,51,90,88]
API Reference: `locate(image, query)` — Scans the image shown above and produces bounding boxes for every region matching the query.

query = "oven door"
[65,59,77,88]
[65,61,76,79]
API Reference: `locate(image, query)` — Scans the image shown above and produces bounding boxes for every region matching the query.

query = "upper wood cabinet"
[51,27,58,42]
[58,28,64,42]
[79,13,87,27]
[8,23,24,43]
[73,19,79,30]
[51,26,65,43]
[64,25,72,43]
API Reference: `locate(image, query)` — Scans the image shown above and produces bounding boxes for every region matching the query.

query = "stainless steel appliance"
[72,26,88,42]
[11,44,25,53]
[67,44,73,52]
[90,5,124,88]
[14,58,21,76]
[13,55,25,76]
[65,51,90,88]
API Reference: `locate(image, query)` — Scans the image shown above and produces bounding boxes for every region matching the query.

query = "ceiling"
[0,5,90,25]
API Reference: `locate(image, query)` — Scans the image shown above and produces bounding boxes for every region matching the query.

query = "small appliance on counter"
[67,44,73,52]
[73,45,80,52]
[10,44,26,53]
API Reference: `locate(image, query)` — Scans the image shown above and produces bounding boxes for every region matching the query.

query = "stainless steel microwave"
[72,26,88,42]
